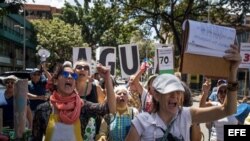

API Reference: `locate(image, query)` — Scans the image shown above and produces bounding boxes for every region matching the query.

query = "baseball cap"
[234,103,250,124]
[217,83,227,93]
[152,74,184,94]
[217,79,226,84]
[31,68,41,74]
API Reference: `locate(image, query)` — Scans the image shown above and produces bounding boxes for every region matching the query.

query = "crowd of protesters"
[0,43,249,141]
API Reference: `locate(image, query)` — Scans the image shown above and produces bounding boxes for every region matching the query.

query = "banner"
[118,44,140,79]
[96,47,116,76]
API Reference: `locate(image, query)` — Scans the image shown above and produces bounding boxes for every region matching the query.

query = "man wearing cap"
[0,75,33,129]
[209,79,227,102]
[28,64,51,113]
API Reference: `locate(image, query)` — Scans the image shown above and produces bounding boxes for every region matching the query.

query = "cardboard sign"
[180,20,235,78]
[118,44,140,79]
[157,47,174,74]
[96,47,116,75]
[240,43,250,69]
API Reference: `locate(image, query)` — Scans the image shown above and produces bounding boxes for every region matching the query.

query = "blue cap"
[234,103,250,124]
[31,68,41,74]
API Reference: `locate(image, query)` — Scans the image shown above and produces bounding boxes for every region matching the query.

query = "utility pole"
[23,5,26,70]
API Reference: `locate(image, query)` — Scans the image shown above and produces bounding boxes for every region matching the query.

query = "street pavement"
[193,95,209,141]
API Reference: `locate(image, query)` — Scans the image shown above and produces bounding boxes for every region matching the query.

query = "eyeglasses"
[61,71,78,80]
[5,81,14,85]
[218,89,227,94]
[75,65,89,71]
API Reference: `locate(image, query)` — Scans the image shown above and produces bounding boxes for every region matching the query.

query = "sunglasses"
[218,89,227,94]
[5,81,14,85]
[75,65,89,71]
[61,71,78,80]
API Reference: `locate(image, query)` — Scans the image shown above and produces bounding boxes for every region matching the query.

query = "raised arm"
[191,44,241,124]
[199,81,213,107]
[130,62,147,95]
[96,64,116,114]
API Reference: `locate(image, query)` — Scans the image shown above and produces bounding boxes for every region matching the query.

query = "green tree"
[111,0,250,55]
[60,0,145,48]
[0,0,27,16]
[32,18,83,64]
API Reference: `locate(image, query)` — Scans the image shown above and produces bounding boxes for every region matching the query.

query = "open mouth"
[118,98,125,102]
[78,73,86,77]
[168,101,177,107]
[65,82,72,88]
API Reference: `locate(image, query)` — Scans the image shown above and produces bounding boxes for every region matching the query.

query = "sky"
[27,0,83,8]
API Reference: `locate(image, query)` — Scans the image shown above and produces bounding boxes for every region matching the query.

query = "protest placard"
[181,20,236,78]
[157,47,174,74]
[239,43,250,69]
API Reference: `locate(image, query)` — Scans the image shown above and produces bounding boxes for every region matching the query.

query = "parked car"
[0,70,31,80]
[0,70,32,87]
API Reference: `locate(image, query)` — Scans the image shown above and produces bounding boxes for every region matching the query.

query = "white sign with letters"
[118,44,140,79]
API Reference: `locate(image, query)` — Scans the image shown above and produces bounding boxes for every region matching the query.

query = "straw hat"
[2,75,18,85]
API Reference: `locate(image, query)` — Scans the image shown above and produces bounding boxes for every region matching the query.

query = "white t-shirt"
[210,102,238,141]
[132,107,192,141]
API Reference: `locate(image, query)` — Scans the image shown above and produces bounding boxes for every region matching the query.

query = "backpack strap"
[128,107,134,119]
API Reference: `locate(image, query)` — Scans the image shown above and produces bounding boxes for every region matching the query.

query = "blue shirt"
[209,91,218,102]
[28,78,47,111]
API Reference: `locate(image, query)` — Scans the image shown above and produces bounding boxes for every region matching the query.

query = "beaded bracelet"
[227,82,239,91]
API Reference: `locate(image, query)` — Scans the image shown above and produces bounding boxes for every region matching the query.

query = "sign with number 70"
[157,47,174,74]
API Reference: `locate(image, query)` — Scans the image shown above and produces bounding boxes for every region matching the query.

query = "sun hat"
[2,75,18,85]
[152,74,184,94]
[234,103,250,124]
[144,74,158,89]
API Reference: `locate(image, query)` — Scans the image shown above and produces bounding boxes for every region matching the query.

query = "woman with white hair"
[96,85,138,141]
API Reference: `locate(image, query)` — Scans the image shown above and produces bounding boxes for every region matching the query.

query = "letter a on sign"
[118,44,140,79]
[72,47,92,71]
[96,47,116,76]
